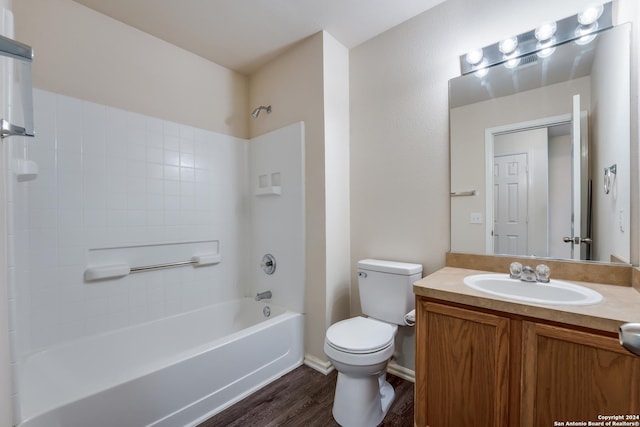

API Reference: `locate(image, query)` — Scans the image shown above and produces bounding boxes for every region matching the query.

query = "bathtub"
[18,298,304,427]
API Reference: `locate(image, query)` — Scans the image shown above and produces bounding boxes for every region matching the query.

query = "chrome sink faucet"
[520,265,537,282]
[509,262,551,283]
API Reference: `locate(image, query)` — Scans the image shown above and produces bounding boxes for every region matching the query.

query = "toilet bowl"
[324,259,422,427]
[324,316,398,427]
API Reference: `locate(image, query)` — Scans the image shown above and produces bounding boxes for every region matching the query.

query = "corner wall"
[322,33,351,331]
[248,33,327,363]
[249,31,351,366]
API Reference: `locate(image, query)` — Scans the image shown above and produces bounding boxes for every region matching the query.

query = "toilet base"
[332,371,396,427]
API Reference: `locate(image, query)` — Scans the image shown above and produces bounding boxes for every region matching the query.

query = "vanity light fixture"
[459,1,610,75]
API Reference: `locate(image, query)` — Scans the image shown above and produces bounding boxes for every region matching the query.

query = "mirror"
[449,24,631,264]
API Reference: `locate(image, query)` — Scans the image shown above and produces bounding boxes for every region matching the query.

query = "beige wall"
[350,0,639,371]
[13,0,249,138]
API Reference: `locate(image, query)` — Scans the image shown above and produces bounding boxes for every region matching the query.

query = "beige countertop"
[413,266,640,334]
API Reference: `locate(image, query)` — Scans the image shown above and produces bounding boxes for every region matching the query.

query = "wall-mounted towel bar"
[450,190,476,197]
[84,254,221,281]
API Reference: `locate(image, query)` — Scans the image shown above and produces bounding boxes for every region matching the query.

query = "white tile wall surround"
[11,89,250,356]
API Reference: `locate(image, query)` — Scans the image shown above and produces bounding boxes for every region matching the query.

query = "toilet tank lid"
[357,259,422,275]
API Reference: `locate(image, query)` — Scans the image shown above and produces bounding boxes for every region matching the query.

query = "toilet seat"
[326,316,395,354]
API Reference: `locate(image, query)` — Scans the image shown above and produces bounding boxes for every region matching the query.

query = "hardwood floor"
[198,365,414,427]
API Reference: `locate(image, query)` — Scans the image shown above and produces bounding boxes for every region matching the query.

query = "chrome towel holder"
[0,33,35,140]
[604,164,617,194]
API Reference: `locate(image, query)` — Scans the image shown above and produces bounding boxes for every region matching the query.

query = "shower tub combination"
[18,298,303,427]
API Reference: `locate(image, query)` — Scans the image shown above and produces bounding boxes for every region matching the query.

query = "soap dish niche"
[256,172,281,196]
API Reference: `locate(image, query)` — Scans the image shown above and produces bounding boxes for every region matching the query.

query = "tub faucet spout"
[255,290,272,301]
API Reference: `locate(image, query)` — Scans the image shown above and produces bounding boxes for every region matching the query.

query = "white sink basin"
[463,274,603,306]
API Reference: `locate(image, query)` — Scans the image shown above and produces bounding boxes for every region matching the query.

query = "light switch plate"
[470,212,483,224]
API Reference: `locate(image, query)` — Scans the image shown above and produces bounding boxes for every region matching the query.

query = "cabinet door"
[521,321,640,427]
[416,300,510,427]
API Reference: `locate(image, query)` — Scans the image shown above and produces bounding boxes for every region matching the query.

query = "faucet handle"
[535,264,550,283]
[509,262,523,279]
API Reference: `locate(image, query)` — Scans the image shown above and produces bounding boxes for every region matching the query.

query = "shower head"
[250,105,272,118]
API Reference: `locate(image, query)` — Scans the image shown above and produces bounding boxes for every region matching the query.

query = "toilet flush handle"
[358,272,367,278]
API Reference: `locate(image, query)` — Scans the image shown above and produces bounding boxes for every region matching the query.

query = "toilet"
[324,259,422,427]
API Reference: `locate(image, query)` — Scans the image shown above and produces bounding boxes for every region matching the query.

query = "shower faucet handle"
[261,254,276,275]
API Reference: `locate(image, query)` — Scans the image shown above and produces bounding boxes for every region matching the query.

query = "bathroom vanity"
[413,255,640,427]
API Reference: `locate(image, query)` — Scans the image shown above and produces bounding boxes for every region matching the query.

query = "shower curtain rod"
[0,34,35,140]
[0,33,33,62]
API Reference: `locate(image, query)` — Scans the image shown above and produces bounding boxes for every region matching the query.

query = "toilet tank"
[357,259,423,325]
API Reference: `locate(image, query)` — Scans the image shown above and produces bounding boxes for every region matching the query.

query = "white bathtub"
[18,298,304,427]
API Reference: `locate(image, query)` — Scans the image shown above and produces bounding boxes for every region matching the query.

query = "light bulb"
[474,66,488,78]
[499,36,518,55]
[537,46,556,58]
[535,21,557,41]
[578,3,604,26]
[465,49,484,65]
[504,57,521,69]
[575,22,599,45]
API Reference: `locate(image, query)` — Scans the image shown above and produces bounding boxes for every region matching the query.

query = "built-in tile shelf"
[256,172,281,196]
[255,186,281,196]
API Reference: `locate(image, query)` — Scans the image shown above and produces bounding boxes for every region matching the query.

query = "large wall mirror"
[449,23,631,264]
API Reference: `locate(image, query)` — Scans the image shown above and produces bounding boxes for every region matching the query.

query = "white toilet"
[324,259,422,427]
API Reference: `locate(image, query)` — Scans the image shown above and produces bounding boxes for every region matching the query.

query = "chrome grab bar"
[128,254,221,273]
[84,254,221,281]
[130,259,197,273]
[450,190,476,197]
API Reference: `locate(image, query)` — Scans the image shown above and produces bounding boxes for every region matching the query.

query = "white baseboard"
[304,353,335,375]
[387,361,415,383]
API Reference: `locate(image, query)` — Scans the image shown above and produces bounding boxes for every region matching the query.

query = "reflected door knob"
[563,236,593,245]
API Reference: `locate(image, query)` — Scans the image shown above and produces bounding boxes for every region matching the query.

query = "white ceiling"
[73,0,447,75]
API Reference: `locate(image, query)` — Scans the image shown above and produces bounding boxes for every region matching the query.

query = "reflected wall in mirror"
[450,23,631,264]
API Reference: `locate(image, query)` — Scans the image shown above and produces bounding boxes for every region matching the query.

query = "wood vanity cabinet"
[415,297,640,427]
[521,322,640,426]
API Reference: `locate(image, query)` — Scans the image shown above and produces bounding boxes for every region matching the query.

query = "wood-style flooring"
[198,365,414,427]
